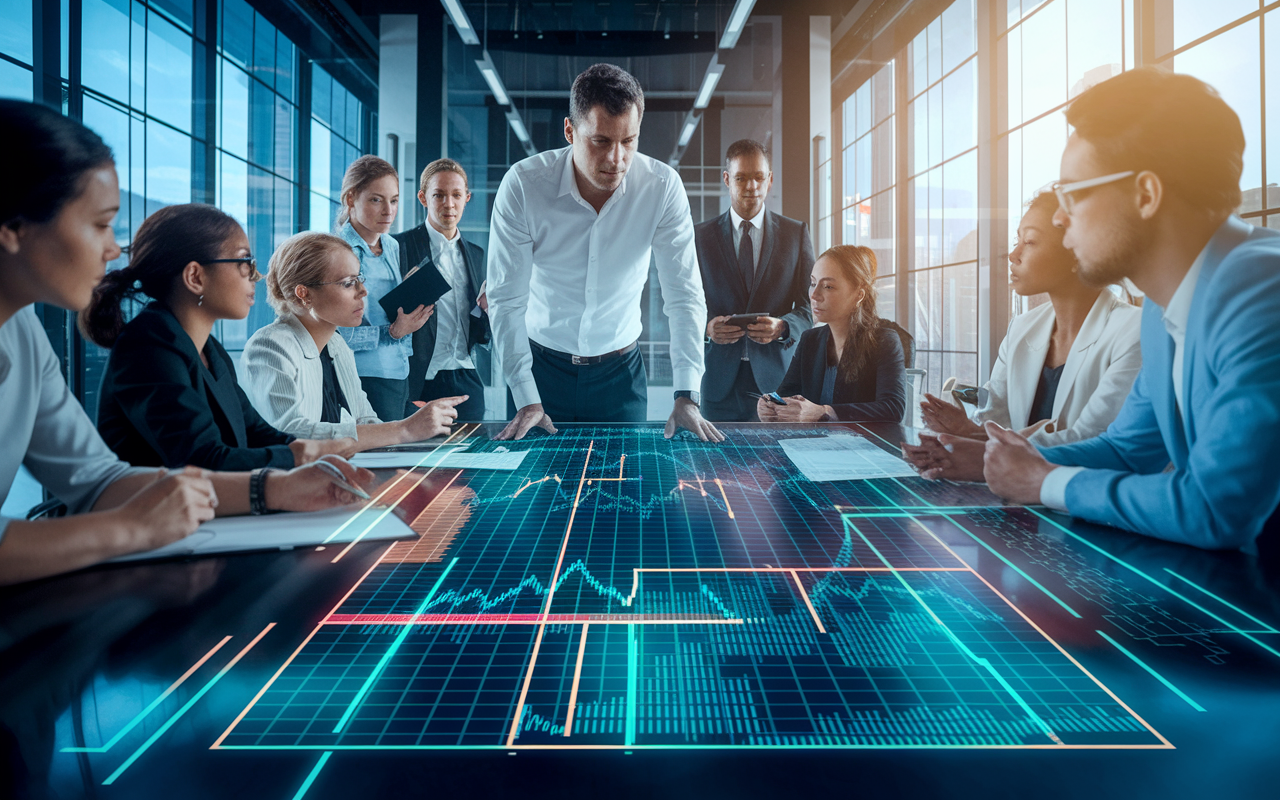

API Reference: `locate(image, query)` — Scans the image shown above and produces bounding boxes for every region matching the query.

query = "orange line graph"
[562,623,590,737]
[790,570,826,634]
[506,441,595,748]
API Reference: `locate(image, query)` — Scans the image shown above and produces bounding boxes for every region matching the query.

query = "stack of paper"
[778,433,917,482]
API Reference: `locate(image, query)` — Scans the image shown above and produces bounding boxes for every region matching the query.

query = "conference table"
[2,422,1277,799]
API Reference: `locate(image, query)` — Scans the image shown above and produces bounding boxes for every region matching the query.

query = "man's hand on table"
[665,398,725,442]
[982,421,1056,504]
[495,403,558,441]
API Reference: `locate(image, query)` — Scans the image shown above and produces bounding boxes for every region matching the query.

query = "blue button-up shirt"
[337,223,412,380]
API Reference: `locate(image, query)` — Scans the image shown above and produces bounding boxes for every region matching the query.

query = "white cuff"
[1039,466,1084,512]
[671,367,703,394]
[508,376,542,411]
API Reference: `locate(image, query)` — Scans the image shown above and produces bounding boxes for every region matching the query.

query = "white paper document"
[109,504,415,563]
[350,449,528,471]
[778,433,917,482]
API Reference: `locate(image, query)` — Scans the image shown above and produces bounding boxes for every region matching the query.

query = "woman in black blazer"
[82,204,350,471]
[757,245,905,423]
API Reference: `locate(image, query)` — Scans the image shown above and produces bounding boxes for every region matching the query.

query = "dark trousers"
[507,343,647,422]
[702,360,761,422]
[412,368,486,421]
[361,376,409,423]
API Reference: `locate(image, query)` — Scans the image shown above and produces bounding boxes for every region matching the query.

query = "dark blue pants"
[412,368,486,421]
[701,361,760,422]
[361,376,408,423]
[507,343,647,422]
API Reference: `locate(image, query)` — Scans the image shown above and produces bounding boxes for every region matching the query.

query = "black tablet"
[377,258,452,321]
[725,312,769,328]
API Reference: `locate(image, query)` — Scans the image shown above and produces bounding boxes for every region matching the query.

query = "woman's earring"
[198,295,204,307]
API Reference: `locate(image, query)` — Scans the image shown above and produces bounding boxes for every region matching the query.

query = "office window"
[840,62,895,324]
[308,63,365,234]
[907,0,979,395]
[216,0,300,347]
[0,0,34,99]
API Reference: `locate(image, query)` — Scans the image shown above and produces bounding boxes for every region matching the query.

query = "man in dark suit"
[695,139,815,421]
[392,159,490,421]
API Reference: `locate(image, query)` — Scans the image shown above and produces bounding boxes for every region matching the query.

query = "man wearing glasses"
[908,67,1280,558]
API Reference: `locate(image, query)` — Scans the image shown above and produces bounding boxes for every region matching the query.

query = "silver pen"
[314,460,372,500]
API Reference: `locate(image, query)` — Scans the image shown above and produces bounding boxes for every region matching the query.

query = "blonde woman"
[243,232,465,452]
[335,155,433,422]
[757,245,905,423]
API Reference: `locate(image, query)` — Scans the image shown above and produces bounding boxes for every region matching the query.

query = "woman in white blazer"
[919,192,1142,446]
[243,232,465,453]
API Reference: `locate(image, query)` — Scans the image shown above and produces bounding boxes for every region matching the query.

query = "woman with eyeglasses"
[83,204,353,471]
[904,191,1143,479]
[0,100,373,584]
[241,231,465,451]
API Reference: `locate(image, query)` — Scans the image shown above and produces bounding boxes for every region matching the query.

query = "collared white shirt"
[424,222,476,380]
[729,204,766,276]
[1040,242,1211,511]
[487,146,707,409]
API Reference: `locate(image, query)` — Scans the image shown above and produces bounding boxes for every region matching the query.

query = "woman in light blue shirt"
[335,156,433,422]
[0,100,374,585]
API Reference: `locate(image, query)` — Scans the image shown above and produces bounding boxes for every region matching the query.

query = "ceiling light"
[719,0,757,49]
[440,0,480,46]
[694,61,725,109]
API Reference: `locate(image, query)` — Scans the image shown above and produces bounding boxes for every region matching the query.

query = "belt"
[530,339,638,366]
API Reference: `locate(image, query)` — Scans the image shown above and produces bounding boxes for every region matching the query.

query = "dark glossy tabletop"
[2,423,1278,799]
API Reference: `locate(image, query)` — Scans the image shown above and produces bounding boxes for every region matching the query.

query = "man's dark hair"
[569,64,645,126]
[1065,67,1244,216]
[725,139,771,171]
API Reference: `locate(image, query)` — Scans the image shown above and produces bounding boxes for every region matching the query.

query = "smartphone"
[750,391,788,406]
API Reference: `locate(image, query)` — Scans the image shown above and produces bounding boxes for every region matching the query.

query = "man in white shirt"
[488,63,723,442]
[392,159,490,421]
[903,68,1280,555]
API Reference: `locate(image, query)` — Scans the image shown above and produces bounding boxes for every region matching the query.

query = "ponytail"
[79,204,243,348]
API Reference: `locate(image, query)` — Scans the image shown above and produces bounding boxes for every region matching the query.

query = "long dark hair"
[0,100,114,227]
[79,204,242,347]
[818,245,880,385]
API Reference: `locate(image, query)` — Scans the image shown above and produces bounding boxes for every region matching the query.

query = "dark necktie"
[738,219,754,285]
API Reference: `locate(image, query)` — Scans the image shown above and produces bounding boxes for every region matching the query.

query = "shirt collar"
[730,204,767,231]
[425,220,460,251]
[338,222,378,258]
[1161,243,1208,337]
[558,146,630,205]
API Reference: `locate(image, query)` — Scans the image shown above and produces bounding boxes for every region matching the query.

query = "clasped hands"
[901,418,1056,505]
[706,316,786,345]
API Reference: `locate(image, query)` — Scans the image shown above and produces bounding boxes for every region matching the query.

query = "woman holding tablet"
[334,156,433,422]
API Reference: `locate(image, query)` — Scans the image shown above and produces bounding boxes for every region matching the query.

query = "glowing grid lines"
[214,427,1169,752]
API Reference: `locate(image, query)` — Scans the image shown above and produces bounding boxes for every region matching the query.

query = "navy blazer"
[1042,217,1280,554]
[391,223,490,399]
[695,209,814,401]
[776,324,906,422]
[97,302,295,471]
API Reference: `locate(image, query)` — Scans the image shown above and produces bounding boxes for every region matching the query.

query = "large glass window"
[840,62,896,324]
[0,0,35,99]
[307,63,365,235]
[906,0,979,396]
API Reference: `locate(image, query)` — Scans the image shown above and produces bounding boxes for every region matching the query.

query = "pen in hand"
[313,459,372,500]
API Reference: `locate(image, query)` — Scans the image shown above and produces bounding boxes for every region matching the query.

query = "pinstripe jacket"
[242,313,381,440]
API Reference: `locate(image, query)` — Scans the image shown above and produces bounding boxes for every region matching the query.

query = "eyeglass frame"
[203,256,262,282]
[1052,170,1137,215]
[304,273,366,290]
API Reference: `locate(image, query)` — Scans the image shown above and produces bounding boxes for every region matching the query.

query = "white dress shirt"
[424,223,476,380]
[1039,249,1208,511]
[487,146,707,409]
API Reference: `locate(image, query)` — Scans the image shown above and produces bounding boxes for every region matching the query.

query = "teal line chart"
[200,426,1207,754]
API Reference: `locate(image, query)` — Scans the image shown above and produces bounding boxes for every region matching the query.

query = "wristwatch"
[674,390,700,406]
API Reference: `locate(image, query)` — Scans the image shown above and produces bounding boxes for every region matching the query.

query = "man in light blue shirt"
[909,68,1280,557]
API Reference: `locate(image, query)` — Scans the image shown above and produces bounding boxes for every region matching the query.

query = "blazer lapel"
[1180,216,1253,445]
[748,210,779,303]
[202,347,248,448]
[1051,291,1113,420]
[1140,303,1184,459]
[1007,307,1054,429]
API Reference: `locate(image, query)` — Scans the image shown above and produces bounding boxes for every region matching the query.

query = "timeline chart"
[215,427,1168,751]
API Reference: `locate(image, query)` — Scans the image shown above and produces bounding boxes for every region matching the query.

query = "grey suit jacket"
[694,209,815,401]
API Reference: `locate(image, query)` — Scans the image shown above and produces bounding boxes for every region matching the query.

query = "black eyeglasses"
[306,273,366,291]
[204,257,261,281]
